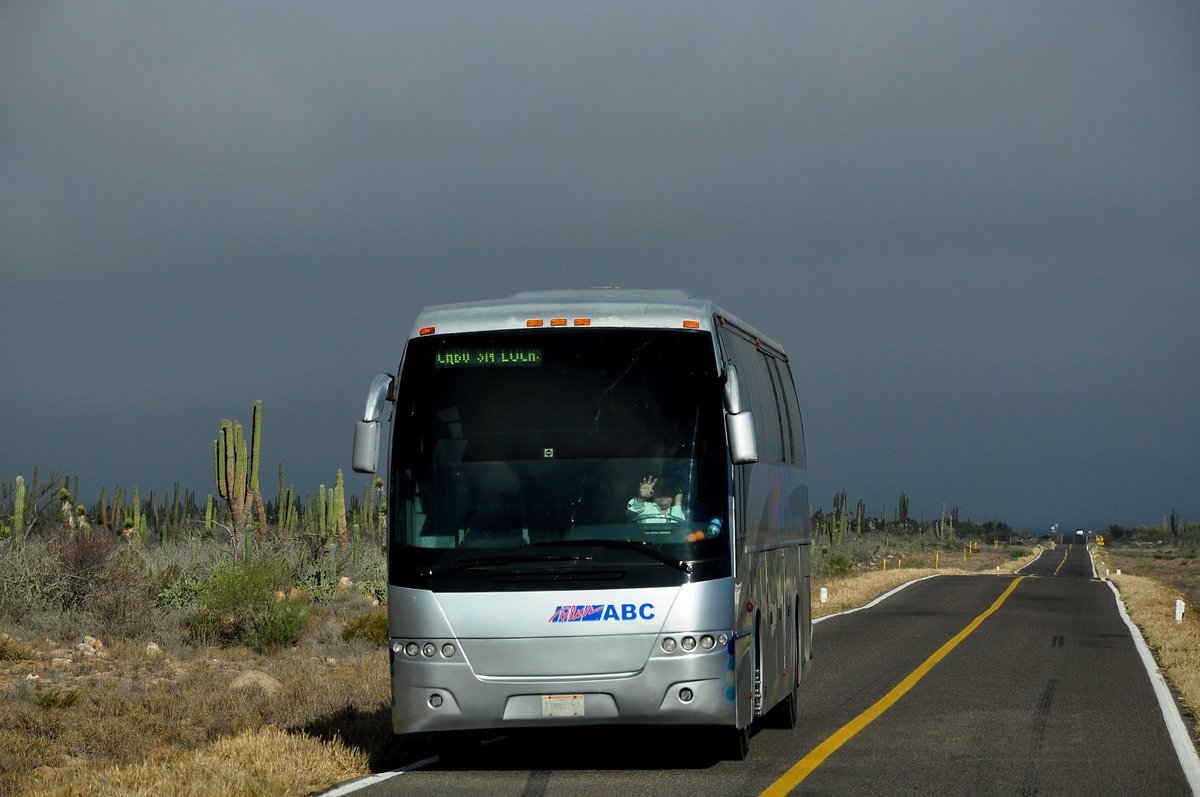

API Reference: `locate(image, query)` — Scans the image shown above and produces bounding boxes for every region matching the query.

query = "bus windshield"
[388,328,730,590]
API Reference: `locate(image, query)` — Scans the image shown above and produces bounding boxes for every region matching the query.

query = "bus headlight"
[700,635,715,649]
[441,643,456,658]
[422,643,437,657]
[681,636,697,651]
[661,638,677,652]
[391,641,403,654]
[405,642,420,657]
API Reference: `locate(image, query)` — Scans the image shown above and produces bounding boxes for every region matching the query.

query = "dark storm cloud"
[2,2,1198,530]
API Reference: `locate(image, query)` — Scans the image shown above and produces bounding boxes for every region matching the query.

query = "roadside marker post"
[1176,599,1185,624]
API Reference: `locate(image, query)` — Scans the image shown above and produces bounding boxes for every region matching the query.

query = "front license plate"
[541,694,585,718]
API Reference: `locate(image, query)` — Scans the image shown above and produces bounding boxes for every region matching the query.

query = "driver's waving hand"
[627,476,686,523]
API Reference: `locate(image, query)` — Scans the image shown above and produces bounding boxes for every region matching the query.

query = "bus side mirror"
[352,373,394,474]
[723,364,759,464]
[352,421,381,474]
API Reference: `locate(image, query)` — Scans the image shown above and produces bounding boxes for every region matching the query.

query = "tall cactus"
[213,400,267,547]
[277,463,298,534]
[317,485,328,540]
[333,469,348,545]
[13,476,25,546]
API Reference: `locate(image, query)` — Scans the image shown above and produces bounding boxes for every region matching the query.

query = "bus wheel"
[767,686,798,730]
[724,724,751,761]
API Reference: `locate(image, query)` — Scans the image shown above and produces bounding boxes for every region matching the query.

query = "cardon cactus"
[213,400,267,549]
[13,476,25,546]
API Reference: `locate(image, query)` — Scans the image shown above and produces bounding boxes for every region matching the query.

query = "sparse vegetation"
[0,468,396,797]
[4,451,1196,795]
[341,611,388,645]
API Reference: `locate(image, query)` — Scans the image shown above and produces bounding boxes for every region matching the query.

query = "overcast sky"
[3,2,1198,532]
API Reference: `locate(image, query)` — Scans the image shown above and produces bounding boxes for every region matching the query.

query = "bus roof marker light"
[550,318,567,327]
[419,327,436,336]
[573,318,591,326]
[527,319,544,327]
[683,320,700,329]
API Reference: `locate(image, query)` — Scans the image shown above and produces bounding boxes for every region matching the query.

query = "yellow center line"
[1054,548,1069,575]
[759,576,1026,796]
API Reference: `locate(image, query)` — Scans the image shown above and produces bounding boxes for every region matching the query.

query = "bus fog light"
[661,638,677,652]
[391,641,402,654]
[429,693,443,708]
[700,635,715,649]
[441,643,456,658]
[405,642,420,657]
[678,688,694,703]
[422,643,437,657]
[717,634,729,646]
[681,636,697,651]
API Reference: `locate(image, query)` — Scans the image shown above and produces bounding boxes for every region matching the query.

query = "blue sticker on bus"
[549,603,655,622]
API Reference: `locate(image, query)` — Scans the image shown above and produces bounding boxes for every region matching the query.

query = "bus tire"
[724,724,751,761]
[767,686,798,730]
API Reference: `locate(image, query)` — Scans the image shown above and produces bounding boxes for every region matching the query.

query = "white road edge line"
[317,755,438,797]
[813,573,943,625]
[1099,561,1200,795]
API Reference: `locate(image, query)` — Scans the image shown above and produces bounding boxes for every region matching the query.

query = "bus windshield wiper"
[420,553,594,578]
[537,539,693,573]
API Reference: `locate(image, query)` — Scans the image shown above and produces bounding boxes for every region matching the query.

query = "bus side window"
[769,357,800,466]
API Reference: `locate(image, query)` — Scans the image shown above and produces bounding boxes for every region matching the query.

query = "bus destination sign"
[436,347,543,368]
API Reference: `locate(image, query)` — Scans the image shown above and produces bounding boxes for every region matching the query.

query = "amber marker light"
[573,318,591,326]
[526,319,544,327]
[419,327,436,336]
[550,318,567,327]
[683,320,700,329]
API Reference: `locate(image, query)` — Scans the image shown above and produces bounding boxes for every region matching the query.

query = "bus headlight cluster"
[660,633,727,653]
[391,640,457,659]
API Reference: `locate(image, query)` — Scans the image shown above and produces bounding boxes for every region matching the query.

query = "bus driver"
[626,475,686,523]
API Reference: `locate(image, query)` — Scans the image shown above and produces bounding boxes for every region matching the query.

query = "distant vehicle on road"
[1074,529,1086,544]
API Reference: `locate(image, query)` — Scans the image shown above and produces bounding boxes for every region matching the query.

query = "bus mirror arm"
[723,364,759,464]
[723,364,744,414]
[352,373,395,474]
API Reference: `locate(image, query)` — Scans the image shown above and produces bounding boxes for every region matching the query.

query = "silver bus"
[352,289,812,759]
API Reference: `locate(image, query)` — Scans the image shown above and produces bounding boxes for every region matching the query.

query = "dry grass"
[0,527,402,797]
[812,544,1042,618]
[1,635,391,797]
[19,726,368,797]
[10,537,1195,796]
[1097,544,1200,737]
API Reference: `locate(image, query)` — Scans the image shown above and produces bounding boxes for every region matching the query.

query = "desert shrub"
[48,529,120,610]
[185,560,310,652]
[357,560,388,604]
[341,612,388,645]
[1008,547,1031,559]
[0,633,34,661]
[296,569,339,604]
[826,551,853,576]
[85,547,159,640]
[32,687,80,710]
[157,575,203,609]
[249,598,312,653]
[153,562,204,610]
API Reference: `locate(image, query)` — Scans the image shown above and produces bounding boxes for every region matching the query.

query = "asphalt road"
[335,546,1199,796]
